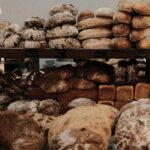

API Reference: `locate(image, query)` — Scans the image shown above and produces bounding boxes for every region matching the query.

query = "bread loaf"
[136,37,150,49]
[117,0,133,13]
[133,1,150,15]
[44,12,76,30]
[82,38,111,49]
[76,17,113,31]
[116,86,134,101]
[113,11,132,24]
[112,24,130,37]
[130,28,150,42]
[78,10,94,22]
[46,24,78,39]
[132,16,150,29]
[22,28,46,41]
[49,4,78,16]
[111,37,132,49]
[78,27,112,40]
[95,8,114,18]
[48,37,81,49]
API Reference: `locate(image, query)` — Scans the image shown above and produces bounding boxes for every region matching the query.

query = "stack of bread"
[20,17,47,48]
[130,1,150,49]
[44,4,81,49]
[0,24,22,48]
[77,8,113,49]
[111,0,132,49]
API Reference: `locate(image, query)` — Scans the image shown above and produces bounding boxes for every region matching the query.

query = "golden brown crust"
[77,10,94,22]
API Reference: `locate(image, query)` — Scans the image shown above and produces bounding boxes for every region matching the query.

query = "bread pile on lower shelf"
[77,8,113,49]
[44,4,81,49]
[130,1,150,49]
[20,17,47,48]
[111,0,132,49]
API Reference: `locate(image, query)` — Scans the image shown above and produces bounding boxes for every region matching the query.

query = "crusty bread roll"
[24,17,45,28]
[48,37,81,49]
[76,17,113,31]
[95,8,114,18]
[113,11,132,24]
[0,111,45,150]
[130,28,150,42]
[136,37,150,49]
[20,40,47,48]
[44,12,76,30]
[69,77,97,90]
[133,1,150,15]
[77,10,95,22]
[117,0,133,13]
[49,4,78,16]
[46,24,78,39]
[111,37,132,49]
[112,24,130,37]
[132,16,150,29]
[82,38,111,49]
[0,21,10,30]
[78,27,112,40]
[22,28,46,41]
[48,105,118,150]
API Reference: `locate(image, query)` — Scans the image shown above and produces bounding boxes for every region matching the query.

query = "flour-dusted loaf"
[44,12,76,30]
[49,4,78,16]
[99,85,116,101]
[78,27,112,40]
[132,16,150,29]
[22,28,46,41]
[48,105,118,150]
[68,98,96,108]
[24,17,45,28]
[48,37,81,49]
[136,37,150,49]
[76,17,113,31]
[46,24,78,39]
[77,10,95,22]
[20,40,47,48]
[135,83,150,100]
[116,86,134,101]
[133,1,150,15]
[130,28,150,42]
[69,77,97,90]
[111,37,132,49]
[112,24,130,37]
[95,8,114,18]
[113,11,132,24]
[82,38,111,49]
[117,0,133,13]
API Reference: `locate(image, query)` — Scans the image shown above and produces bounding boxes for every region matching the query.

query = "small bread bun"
[78,10,94,22]
[95,8,114,18]
[136,37,150,49]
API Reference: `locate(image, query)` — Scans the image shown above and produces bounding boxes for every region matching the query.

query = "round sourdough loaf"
[95,8,114,18]
[112,24,130,37]
[78,27,112,40]
[82,38,111,49]
[111,37,132,49]
[48,37,81,49]
[77,10,95,22]
[44,12,76,30]
[113,11,132,24]
[129,28,150,42]
[133,1,150,15]
[46,24,78,39]
[132,16,150,29]
[117,0,133,13]
[76,17,113,31]
[22,28,46,41]
[49,4,78,16]
[24,17,45,28]
[136,37,150,49]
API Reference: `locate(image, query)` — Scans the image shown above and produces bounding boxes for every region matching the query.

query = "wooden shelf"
[0,48,149,59]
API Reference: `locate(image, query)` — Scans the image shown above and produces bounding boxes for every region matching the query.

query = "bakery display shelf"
[0,48,149,59]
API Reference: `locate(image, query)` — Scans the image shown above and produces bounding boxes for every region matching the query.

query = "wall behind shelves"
[0,0,117,25]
